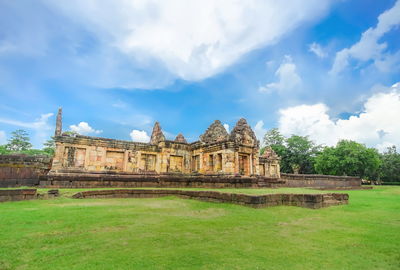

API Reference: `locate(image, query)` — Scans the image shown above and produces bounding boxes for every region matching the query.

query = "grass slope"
[0,187,399,270]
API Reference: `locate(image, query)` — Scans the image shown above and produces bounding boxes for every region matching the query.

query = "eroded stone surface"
[174,133,187,143]
[199,120,229,144]
[229,118,259,148]
[72,189,349,209]
[150,122,165,145]
[55,107,62,136]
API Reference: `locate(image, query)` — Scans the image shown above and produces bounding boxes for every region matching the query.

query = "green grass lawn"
[0,187,399,270]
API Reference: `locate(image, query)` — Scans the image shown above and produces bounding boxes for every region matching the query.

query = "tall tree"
[380,146,400,183]
[42,137,56,156]
[285,135,321,174]
[315,140,381,179]
[6,129,32,152]
[262,128,290,171]
[263,128,285,146]
[262,129,321,174]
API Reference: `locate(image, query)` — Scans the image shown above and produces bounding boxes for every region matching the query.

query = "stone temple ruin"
[0,108,362,190]
[50,108,281,178]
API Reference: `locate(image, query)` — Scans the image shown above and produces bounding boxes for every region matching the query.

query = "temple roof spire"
[230,118,259,147]
[199,120,229,144]
[55,107,62,136]
[150,121,165,145]
[174,133,187,143]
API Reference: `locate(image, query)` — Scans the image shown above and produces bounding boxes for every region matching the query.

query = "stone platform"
[41,171,284,188]
[0,189,37,202]
[72,189,349,209]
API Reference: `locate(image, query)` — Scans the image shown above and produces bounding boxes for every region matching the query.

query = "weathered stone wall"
[0,189,37,202]
[0,155,51,187]
[42,172,283,188]
[279,173,361,189]
[72,189,349,209]
[50,117,267,177]
[41,172,361,189]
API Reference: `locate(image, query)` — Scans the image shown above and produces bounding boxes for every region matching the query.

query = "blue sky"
[0,0,399,151]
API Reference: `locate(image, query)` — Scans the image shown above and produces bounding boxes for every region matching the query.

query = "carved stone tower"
[55,107,62,136]
[150,122,165,145]
[174,133,187,143]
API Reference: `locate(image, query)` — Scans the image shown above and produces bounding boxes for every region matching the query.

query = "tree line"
[1,129,399,183]
[0,129,55,156]
[261,128,400,183]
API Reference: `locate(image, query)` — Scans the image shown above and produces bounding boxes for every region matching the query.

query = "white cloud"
[259,55,302,93]
[309,42,327,58]
[130,130,150,143]
[278,83,400,151]
[0,113,53,130]
[0,113,54,147]
[70,122,102,135]
[0,130,6,145]
[254,120,267,144]
[43,0,332,82]
[223,123,230,133]
[330,0,400,75]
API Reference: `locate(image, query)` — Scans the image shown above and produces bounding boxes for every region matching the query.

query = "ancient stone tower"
[174,133,187,143]
[55,107,62,136]
[150,122,165,145]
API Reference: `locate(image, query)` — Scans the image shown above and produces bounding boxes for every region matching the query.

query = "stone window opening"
[216,153,223,172]
[208,154,214,171]
[141,153,157,172]
[192,155,200,172]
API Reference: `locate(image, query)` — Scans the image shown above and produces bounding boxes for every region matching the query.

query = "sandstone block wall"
[0,155,51,187]
[42,172,283,188]
[279,173,361,189]
[0,189,37,202]
[72,189,349,209]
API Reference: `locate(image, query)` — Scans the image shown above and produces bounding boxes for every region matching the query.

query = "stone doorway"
[239,154,250,175]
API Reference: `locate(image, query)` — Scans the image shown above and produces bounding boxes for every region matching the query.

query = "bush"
[381,182,400,186]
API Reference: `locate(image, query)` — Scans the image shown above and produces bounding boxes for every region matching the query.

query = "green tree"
[42,137,55,156]
[263,128,285,146]
[285,135,321,174]
[262,128,290,172]
[262,129,321,174]
[315,140,381,179]
[6,129,32,152]
[379,146,400,183]
[0,145,11,154]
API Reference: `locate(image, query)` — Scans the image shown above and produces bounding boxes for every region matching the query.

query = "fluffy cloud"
[259,55,301,93]
[0,130,6,144]
[42,0,331,82]
[278,83,400,151]
[0,113,53,130]
[254,120,267,143]
[0,113,54,147]
[330,0,400,75]
[69,122,102,135]
[130,130,150,143]
[309,42,326,58]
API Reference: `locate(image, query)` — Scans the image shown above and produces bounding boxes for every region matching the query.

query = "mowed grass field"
[0,187,399,270]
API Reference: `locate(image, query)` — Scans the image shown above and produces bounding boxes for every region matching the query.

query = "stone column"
[82,147,89,171]
[234,152,239,174]
[249,154,253,175]
[123,150,129,172]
